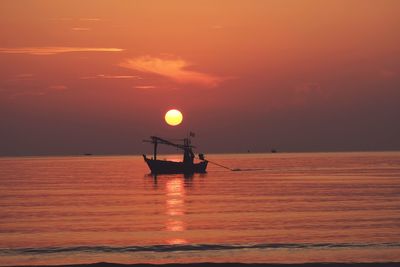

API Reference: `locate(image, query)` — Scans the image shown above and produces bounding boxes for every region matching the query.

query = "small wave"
[1,242,400,255]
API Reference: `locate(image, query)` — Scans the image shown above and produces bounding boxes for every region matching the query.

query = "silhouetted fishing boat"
[143,136,208,174]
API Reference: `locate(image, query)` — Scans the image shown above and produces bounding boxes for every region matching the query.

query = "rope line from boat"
[198,154,266,172]
[206,160,238,171]
[198,153,241,171]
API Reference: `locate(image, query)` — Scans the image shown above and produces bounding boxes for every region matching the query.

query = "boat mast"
[153,139,158,160]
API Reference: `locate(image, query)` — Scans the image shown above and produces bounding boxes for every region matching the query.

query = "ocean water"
[0,152,400,266]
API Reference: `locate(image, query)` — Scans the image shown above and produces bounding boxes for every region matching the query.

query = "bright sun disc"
[165,109,183,126]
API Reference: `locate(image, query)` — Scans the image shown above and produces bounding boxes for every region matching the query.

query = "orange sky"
[0,0,399,155]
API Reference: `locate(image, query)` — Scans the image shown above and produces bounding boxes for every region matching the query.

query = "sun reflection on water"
[165,178,187,244]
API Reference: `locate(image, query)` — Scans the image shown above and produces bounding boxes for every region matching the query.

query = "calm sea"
[1,152,400,266]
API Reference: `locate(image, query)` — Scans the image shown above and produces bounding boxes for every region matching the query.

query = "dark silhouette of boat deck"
[143,136,207,174]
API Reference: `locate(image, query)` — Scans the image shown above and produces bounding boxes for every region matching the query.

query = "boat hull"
[143,155,207,174]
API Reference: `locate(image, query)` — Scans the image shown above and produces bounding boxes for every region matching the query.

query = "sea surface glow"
[0,152,399,266]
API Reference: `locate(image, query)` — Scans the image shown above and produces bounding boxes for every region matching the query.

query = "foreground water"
[0,152,400,266]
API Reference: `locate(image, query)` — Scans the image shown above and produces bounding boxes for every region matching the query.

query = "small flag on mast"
[189,131,195,137]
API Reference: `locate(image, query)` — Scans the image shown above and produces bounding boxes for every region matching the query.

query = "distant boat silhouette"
[83,153,93,156]
[143,136,208,175]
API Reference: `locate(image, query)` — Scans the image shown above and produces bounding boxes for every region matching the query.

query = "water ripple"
[2,242,400,255]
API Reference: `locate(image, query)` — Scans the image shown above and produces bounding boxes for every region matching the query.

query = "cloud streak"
[81,74,140,80]
[49,18,101,22]
[134,85,157,89]
[7,73,35,81]
[72,27,91,31]
[120,56,222,88]
[0,47,123,55]
[79,18,101,21]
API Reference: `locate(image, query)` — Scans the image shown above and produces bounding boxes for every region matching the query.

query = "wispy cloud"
[10,73,35,80]
[49,18,101,22]
[81,74,140,80]
[6,84,67,99]
[72,27,91,31]
[120,56,222,88]
[134,85,157,89]
[5,73,36,82]
[79,18,101,22]
[0,47,123,55]
[48,85,68,90]
[9,91,45,99]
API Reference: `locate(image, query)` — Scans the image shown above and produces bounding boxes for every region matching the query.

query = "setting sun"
[165,109,183,126]
[1,1,400,266]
